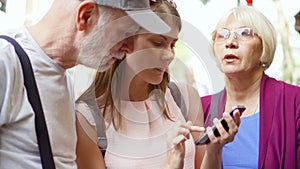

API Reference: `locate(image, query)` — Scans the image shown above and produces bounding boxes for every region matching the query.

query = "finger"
[213,118,229,139]
[186,121,205,132]
[176,127,191,139]
[176,121,193,136]
[178,121,192,130]
[186,121,193,127]
[190,126,205,132]
[167,121,190,142]
[172,134,187,145]
[206,126,217,143]
[232,109,241,126]
[223,112,239,134]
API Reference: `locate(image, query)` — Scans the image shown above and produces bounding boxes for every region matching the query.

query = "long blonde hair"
[78,1,181,130]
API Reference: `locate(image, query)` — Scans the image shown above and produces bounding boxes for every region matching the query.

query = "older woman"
[201,6,300,169]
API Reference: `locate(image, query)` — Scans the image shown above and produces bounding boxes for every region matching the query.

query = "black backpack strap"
[204,90,222,127]
[0,35,55,169]
[168,81,187,120]
[210,90,224,169]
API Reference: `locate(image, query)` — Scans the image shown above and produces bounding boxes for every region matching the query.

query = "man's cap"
[94,0,171,34]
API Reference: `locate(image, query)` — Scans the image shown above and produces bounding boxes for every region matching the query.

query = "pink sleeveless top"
[81,89,196,169]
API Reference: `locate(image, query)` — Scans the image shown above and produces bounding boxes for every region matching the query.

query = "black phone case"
[195,105,246,145]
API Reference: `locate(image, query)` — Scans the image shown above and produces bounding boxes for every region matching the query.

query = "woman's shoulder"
[201,94,213,103]
[75,100,97,126]
[264,74,300,95]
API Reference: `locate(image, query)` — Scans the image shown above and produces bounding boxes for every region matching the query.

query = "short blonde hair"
[212,6,277,69]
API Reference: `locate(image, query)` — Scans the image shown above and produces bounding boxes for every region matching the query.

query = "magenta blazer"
[201,73,300,169]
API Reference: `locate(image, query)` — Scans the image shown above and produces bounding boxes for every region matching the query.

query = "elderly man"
[0,0,170,168]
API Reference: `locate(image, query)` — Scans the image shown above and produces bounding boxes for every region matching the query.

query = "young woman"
[75,1,240,169]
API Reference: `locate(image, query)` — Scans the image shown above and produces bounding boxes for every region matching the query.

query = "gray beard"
[77,27,112,71]
[76,15,124,72]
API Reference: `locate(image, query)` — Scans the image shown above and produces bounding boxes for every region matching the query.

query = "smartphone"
[195,105,246,145]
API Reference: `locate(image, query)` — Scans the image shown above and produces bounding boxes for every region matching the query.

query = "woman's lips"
[224,54,239,63]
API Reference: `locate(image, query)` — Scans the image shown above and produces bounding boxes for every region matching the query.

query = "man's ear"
[76,1,99,31]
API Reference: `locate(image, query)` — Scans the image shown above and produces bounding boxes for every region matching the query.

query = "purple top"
[201,73,300,169]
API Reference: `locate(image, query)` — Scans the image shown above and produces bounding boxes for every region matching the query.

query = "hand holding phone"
[195,105,246,145]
